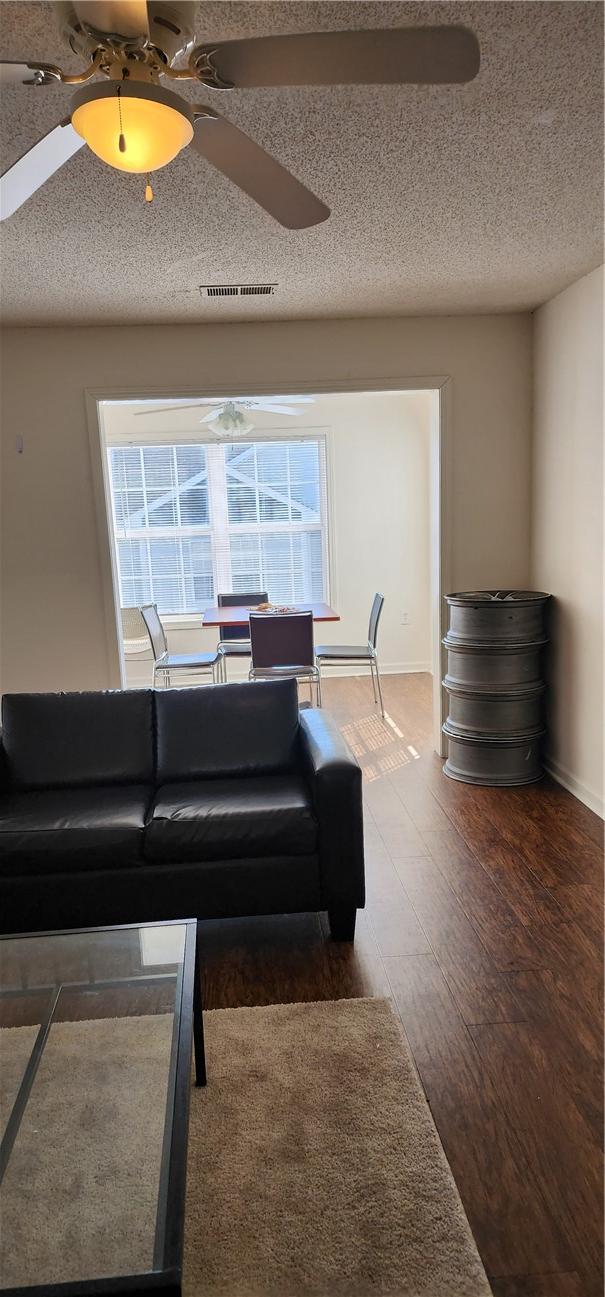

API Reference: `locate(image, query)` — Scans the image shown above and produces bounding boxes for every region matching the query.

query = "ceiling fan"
[136,394,316,435]
[0,1,480,228]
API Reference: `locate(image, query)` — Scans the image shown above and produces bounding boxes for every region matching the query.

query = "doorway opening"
[90,385,446,752]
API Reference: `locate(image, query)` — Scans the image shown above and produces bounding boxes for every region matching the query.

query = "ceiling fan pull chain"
[145,173,153,203]
[116,85,126,153]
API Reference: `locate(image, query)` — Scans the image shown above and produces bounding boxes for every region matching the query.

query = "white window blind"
[107,436,328,615]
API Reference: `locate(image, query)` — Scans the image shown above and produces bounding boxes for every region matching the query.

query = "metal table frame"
[0,918,206,1297]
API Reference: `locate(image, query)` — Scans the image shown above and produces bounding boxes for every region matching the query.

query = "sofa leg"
[327,905,357,941]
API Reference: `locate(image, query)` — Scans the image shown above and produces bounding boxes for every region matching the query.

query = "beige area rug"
[186,998,491,1297]
[1,999,491,1297]
[0,1023,39,1130]
[1,1015,174,1288]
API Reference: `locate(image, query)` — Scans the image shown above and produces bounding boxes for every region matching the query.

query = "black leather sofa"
[0,679,364,940]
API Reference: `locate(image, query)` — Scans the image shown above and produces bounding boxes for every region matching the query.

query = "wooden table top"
[202,602,339,627]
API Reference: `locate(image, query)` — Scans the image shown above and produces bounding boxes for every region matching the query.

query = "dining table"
[202,601,340,628]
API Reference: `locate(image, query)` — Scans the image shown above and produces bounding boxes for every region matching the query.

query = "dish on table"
[255,602,297,614]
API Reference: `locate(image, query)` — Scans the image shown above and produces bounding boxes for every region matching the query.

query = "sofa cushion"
[145,775,317,864]
[1,691,154,791]
[155,679,300,784]
[0,786,150,873]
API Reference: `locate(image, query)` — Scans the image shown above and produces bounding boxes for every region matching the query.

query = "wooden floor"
[199,672,604,1297]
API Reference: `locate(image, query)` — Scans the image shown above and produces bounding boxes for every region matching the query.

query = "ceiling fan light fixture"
[71,80,193,174]
[213,402,256,436]
[211,418,254,438]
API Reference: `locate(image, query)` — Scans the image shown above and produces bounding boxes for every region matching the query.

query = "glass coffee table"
[0,919,205,1296]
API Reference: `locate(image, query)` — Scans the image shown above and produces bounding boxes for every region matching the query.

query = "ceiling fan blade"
[254,404,301,416]
[135,401,211,416]
[190,108,329,230]
[200,408,226,422]
[73,1,149,40]
[0,62,56,86]
[192,26,480,89]
[1,121,84,221]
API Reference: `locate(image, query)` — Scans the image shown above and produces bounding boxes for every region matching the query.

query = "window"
[108,436,328,614]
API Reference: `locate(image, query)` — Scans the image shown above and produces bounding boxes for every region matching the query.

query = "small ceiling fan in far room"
[0,1,480,227]
[136,395,316,436]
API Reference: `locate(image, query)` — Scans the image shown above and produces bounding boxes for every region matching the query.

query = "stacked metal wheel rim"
[442,590,550,786]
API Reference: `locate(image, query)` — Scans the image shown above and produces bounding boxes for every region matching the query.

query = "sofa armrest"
[0,732,8,792]
[299,709,365,913]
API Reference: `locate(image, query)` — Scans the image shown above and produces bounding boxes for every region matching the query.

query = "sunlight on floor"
[340,711,422,782]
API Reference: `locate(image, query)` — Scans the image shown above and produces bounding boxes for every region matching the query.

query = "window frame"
[220,434,330,608]
[106,428,332,619]
[108,442,214,617]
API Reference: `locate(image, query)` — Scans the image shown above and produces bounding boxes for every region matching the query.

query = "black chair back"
[218,591,268,643]
[249,612,315,670]
[368,593,384,651]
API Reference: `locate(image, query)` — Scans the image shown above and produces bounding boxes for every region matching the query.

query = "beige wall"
[103,390,433,685]
[532,266,604,816]
[0,339,2,696]
[320,391,432,671]
[0,314,532,694]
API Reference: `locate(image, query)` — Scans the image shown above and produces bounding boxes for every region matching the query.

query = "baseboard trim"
[317,661,432,679]
[125,662,433,688]
[544,756,604,819]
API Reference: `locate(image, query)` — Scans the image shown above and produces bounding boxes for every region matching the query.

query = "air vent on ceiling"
[240,284,276,296]
[200,284,277,298]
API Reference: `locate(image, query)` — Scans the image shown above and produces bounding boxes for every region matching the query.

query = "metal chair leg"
[373,657,385,718]
[369,658,378,703]
[316,668,322,708]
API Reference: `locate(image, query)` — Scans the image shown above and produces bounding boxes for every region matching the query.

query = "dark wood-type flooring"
[199,673,604,1297]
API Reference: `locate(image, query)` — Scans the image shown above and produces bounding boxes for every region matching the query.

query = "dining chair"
[120,606,149,656]
[139,603,219,688]
[315,592,385,717]
[216,590,268,683]
[249,611,321,706]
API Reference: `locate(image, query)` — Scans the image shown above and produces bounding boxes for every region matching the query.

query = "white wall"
[320,391,432,672]
[532,266,604,816]
[0,314,532,694]
[103,390,432,685]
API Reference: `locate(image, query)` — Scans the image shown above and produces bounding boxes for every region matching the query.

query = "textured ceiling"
[0,1,603,325]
